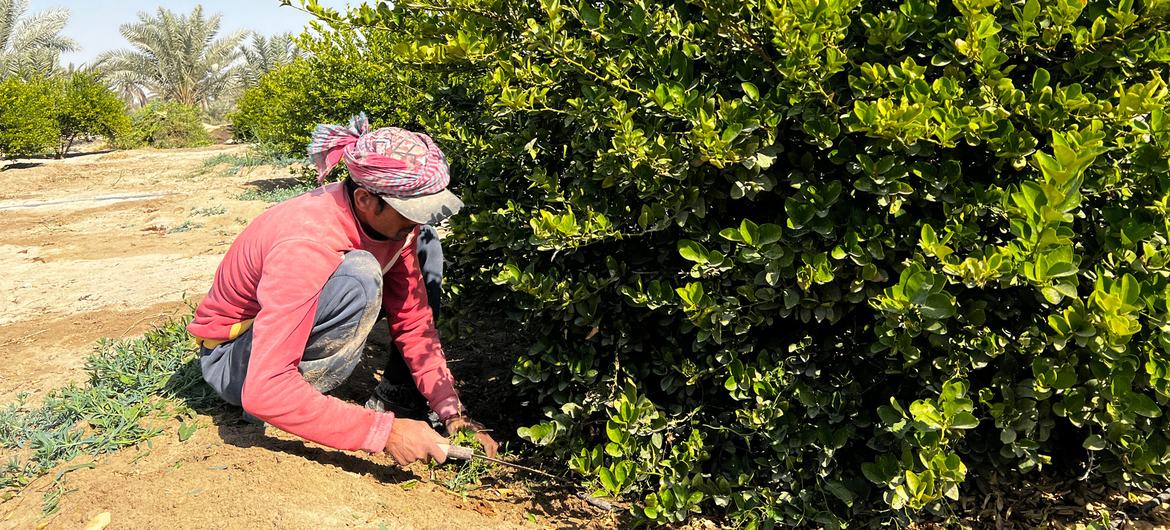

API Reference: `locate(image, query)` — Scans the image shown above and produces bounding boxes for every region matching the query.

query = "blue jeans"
[199,225,444,407]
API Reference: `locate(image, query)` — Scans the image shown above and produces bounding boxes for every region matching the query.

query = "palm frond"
[10,7,74,53]
[237,31,301,88]
[0,0,30,51]
[0,0,73,78]
[100,5,245,108]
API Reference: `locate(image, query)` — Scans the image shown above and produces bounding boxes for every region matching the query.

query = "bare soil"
[0,147,614,529]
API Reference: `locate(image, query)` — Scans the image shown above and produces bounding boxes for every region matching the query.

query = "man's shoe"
[363,379,429,416]
[364,392,390,413]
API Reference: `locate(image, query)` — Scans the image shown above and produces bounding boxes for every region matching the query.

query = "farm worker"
[187,113,498,465]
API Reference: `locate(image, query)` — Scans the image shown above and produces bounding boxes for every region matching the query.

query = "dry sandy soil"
[0,146,614,529]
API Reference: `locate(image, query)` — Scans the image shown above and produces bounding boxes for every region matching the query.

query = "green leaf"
[902,270,930,304]
[1040,286,1065,305]
[598,467,617,492]
[910,401,944,428]
[1083,434,1107,451]
[178,421,197,442]
[861,462,886,484]
[1022,0,1040,21]
[950,412,979,429]
[1053,365,1077,389]
[676,282,706,307]
[921,293,956,319]
[1044,260,1078,279]
[1129,394,1161,418]
[825,481,855,507]
[606,420,626,443]
[614,460,631,483]
[739,219,760,246]
[741,82,759,101]
[1032,68,1050,92]
[758,223,782,245]
[1035,151,1068,185]
[579,2,601,27]
[1118,273,1141,308]
[678,239,708,263]
[719,228,744,242]
[905,470,921,496]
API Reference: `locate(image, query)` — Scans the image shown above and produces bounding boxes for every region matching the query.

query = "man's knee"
[302,251,383,362]
[336,250,382,286]
[323,251,382,313]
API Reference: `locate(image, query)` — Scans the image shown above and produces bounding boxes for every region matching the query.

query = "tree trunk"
[58,134,77,159]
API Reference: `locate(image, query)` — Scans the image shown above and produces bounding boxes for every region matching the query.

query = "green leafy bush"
[0,77,57,159]
[228,59,313,152]
[295,1,1170,526]
[230,19,483,156]
[51,72,131,157]
[126,101,211,149]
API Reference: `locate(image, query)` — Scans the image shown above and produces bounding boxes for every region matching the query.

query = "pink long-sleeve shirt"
[187,182,463,453]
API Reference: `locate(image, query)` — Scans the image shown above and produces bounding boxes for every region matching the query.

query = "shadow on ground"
[1,162,42,170]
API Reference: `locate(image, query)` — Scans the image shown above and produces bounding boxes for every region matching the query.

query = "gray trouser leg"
[416,224,443,320]
[379,225,443,388]
[199,250,383,407]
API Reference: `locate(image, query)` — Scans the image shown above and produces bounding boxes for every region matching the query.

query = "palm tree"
[0,0,77,78]
[95,5,245,110]
[238,32,301,88]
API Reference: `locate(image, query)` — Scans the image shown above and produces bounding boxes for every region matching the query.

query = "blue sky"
[35,1,352,66]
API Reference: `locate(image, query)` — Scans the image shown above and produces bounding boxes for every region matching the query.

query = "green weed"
[201,146,305,176]
[41,482,65,516]
[237,183,313,203]
[441,429,495,492]
[166,220,201,234]
[190,206,226,217]
[0,317,216,507]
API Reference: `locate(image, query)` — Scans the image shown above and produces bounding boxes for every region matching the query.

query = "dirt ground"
[0,147,613,529]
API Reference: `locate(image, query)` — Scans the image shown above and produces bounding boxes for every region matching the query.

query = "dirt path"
[0,147,268,404]
[0,147,609,529]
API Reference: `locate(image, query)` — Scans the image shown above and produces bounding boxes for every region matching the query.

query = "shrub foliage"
[126,101,211,149]
[0,74,130,160]
[288,0,1170,526]
[52,72,131,157]
[0,77,56,158]
[230,19,479,155]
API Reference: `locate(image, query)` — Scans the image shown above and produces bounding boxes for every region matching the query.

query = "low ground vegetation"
[199,150,318,203]
[0,319,210,514]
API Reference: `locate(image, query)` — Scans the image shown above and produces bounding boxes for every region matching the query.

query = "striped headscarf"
[306,113,450,198]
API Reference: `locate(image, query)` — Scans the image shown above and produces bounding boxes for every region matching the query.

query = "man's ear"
[353,187,380,214]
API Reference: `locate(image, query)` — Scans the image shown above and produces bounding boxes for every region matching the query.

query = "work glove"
[385,417,448,466]
[444,415,499,458]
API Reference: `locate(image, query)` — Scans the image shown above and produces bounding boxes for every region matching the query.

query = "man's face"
[354,188,419,241]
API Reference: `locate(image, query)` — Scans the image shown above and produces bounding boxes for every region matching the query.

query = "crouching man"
[187,114,497,465]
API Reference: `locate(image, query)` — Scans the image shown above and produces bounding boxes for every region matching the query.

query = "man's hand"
[385,418,448,466]
[445,415,499,458]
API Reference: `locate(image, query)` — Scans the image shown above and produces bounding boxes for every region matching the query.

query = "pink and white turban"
[307,113,463,224]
